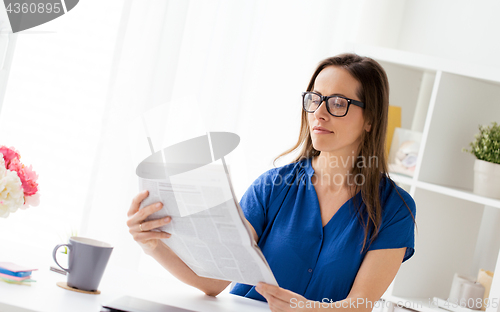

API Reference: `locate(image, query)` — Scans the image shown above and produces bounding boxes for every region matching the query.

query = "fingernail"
[142,190,148,194]
[164,217,171,222]
[156,203,162,208]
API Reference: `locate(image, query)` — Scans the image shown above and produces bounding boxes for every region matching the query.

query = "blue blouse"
[230,156,416,303]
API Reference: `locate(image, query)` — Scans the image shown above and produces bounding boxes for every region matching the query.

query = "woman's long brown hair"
[273,53,417,254]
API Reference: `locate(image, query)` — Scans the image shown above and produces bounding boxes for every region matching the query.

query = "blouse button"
[308,268,313,273]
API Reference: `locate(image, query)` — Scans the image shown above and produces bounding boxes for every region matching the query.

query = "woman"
[126,53,417,311]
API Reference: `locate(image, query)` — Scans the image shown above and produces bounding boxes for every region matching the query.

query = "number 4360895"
[6,3,61,14]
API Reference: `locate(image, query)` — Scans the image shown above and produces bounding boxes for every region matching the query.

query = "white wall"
[350,0,407,50]
[352,0,500,68]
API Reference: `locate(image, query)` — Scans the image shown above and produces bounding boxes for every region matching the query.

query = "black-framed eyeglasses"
[302,91,365,117]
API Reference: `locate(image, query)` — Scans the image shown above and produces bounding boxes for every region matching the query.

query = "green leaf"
[463,122,500,165]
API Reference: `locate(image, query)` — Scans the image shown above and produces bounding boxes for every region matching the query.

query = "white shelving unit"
[347,43,500,312]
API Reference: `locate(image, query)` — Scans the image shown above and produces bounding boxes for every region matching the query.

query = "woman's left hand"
[255,282,320,312]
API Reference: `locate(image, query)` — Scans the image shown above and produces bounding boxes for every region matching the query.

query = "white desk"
[0,240,270,312]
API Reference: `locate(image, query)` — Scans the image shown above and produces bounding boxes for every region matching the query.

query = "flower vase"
[473,159,500,199]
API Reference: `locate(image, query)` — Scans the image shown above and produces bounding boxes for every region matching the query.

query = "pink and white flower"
[0,147,40,218]
[0,155,25,218]
[0,146,20,168]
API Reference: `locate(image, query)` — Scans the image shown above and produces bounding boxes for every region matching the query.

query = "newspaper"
[137,156,278,287]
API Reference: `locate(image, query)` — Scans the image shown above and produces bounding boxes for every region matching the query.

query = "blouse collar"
[303,157,315,177]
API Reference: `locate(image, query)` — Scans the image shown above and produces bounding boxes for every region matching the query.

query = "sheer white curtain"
[82,0,352,275]
[0,0,384,275]
[0,0,124,254]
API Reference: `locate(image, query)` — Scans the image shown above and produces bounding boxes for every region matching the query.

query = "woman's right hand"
[126,190,172,253]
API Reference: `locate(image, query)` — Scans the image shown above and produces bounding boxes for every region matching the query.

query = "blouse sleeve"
[367,191,417,263]
[238,169,277,239]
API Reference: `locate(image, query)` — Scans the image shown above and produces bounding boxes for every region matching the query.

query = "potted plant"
[463,122,500,199]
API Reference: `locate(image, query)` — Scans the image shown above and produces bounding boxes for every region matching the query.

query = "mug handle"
[52,244,71,273]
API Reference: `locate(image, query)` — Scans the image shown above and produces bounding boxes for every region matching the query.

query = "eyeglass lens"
[303,93,348,116]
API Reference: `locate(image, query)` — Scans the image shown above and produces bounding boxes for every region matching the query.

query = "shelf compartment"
[415,180,500,209]
[417,72,500,191]
[378,61,434,132]
[392,188,484,300]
